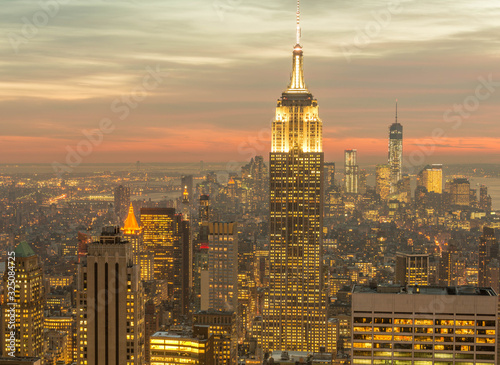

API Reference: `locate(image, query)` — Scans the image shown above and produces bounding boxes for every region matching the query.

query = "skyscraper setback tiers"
[263,2,327,352]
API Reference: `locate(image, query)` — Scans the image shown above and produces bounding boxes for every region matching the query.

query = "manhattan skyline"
[1,1,500,362]
[1,0,500,165]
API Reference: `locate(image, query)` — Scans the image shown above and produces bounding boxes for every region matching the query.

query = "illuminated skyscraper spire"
[395,99,398,124]
[287,0,307,92]
[389,100,403,192]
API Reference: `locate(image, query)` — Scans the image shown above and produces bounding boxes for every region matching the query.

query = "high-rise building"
[181,175,194,201]
[480,185,493,212]
[149,330,213,365]
[140,208,189,316]
[420,164,443,194]
[352,285,498,364]
[199,194,210,219]
[77,231,90,263]
[208,222,238,312]
[395,252,429,286]
[45,329,70,364]
[173,214,191,317]
[485,259,500,294]
[396,174,411,203]
[140,208,176,283]
[194,195,210,311]
[122,203,143,265]
[344,149,359,194]
[388,101,403,192]
[241,156,268,213]
[264,2,327,352]
[439,244,460,286]
[144,300,159,364]
[449,178,470,206]
[1,242,44,357]
[358,168,367,195]
[324,162,336,190]
[193,311,237,365]
[44,316,76,364]
[479,227,498,288]
[138,252,154,282]
[114,185,130,223]
[375,164,391,201]
[76,226,145,365]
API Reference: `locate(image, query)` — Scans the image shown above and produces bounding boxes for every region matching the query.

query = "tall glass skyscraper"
[344,149,359,194]
[388,102,403,192]
[263,1,327,352]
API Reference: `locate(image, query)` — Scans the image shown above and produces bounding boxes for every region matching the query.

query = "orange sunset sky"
[1,0,500,166]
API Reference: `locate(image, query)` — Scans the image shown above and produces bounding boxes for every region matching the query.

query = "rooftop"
[269,351,332,364]
[151,331,182,338]
[353,285,497,296]
[14,241,36,258]
[122,203,141,234]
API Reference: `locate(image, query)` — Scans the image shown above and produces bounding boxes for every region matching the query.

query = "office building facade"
[208,222,238,312]
[76,227,145,365]
[352,285,498,364]
[395,252,430,286]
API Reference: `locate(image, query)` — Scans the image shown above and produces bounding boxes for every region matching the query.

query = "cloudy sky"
[1,0,499,166]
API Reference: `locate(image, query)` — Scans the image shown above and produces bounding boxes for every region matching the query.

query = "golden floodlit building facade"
[263,0,327,352]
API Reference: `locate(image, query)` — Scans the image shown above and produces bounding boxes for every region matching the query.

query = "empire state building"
[263,1,327,352]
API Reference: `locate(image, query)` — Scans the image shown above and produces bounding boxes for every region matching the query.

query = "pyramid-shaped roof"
[14,241,36,258]
[123,203,141,234]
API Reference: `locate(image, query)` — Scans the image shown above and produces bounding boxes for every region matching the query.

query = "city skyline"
[1,0,500,165]
[2,1,500,363]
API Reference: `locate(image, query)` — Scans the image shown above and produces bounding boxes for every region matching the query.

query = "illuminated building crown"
[123,203,142,234]
[272,0,322,153]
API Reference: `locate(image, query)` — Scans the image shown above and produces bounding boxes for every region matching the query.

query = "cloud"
[1,0,499,164]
